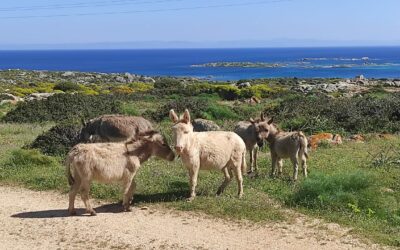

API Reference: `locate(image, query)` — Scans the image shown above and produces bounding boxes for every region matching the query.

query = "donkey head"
[169,109,194,154]
[250,113,274,147]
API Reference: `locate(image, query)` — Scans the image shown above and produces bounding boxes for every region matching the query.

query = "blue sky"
[0,0,399,48]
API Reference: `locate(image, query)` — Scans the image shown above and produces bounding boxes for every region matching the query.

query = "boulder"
[0,93,22,102]
[115,76,126,83]
[237,82,251,88]
[140,76,156,83]
[124,73,135,83]
[192,119,221,132]
[25,93,55,101]
[62,71,75,77]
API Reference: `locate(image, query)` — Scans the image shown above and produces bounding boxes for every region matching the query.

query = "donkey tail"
[65,150,75,186]
[298,131,309,159]
[241,150,248,175]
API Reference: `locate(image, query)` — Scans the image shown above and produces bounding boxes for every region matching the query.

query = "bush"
[266,93,400,134]
[154,78,182,89]
[110,85,134,94]
[146,98,209,122]
[54,82,81,92]
[3,94,123,123]
[203,104,238,120]
[214,85,241,100]
[29,123,81,156]
[128,82,154,92]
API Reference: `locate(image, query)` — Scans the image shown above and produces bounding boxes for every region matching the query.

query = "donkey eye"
[184,131,189,134]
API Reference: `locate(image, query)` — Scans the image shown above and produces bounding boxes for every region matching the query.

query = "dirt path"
[0,186,389,250]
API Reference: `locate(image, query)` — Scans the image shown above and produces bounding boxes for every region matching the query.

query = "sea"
[0,47,399,81]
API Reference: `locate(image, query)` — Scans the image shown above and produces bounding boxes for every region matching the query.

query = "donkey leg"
[122,176,136,212]
[277,159,284,176]
[249,148,254,173]
[217,167,232,196]
[270,154,277,177]
[233,163,244,198]
[301,155,308,178]
[254,147,259,172]
[68,178,81,216]
[290,157,299,181]
[187,164,200,202]
[80,180,96,216]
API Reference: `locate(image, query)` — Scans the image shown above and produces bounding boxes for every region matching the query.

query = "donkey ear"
[169,109,179,123]
[249,118,255,123]
[182,109,191,124]
[260,112,265,121]
[267,117,274,124]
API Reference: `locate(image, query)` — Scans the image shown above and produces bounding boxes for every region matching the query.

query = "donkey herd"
[66,110,309,216]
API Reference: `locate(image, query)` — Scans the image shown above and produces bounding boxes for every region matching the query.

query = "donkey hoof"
[124,207,132,212]
[68,209,77,216]
[186,197,195,202]
[238,193,244,199]
[88,210,97,216]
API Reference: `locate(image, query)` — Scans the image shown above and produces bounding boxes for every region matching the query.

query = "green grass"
[0,122,400,246]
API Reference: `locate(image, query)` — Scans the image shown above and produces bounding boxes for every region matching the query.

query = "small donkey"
[253,117,309,181]
[170,109,247,201]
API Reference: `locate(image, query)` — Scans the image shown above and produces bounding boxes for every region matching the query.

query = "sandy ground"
[0,186,390,250]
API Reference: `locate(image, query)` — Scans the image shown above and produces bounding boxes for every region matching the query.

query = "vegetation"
[2,71,400,246]
[3,94,123,123]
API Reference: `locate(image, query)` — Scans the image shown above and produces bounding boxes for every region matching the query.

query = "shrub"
[11,87,36,96]
[128,82,154,92]
[266,93,400,134]
[154,78,182,89]
[240,85,280,99]
[146,98,209,122]
[203,104,238,120]
[3,94,123,123]
[110,85,134,94]
[29,123,81,156]
[54,82,81,92]
[214,85,241,100]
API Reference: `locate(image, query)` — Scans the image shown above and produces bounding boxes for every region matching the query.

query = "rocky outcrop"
[192,119,221,132]
[25,93,55,101]
[0,93,23,105]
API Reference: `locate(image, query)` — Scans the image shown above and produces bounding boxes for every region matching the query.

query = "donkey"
[234,113,269,173]
[79,115,153,143]
[170,109,247,201]
[65,130,175,216]
[254,118,308,181]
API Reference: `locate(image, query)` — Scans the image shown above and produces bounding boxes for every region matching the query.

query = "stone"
[192,119,221,132]
[25,93,55,101]
[62,71,75,77]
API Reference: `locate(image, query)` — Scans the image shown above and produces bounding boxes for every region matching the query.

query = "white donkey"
[170,109,247,201]
[254,118,309,181]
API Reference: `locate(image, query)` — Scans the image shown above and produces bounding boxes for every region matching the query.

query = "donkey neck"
[126,141,152,163]
[266,127,281,144]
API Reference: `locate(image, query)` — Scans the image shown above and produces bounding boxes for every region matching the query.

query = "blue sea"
[0,47,399,80]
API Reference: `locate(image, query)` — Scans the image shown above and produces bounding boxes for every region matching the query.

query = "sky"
[0,0,399,48]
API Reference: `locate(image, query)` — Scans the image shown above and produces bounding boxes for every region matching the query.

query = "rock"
[349,134,365,143]
[25,93,55,101]
[62,71,75,77]
[243,96,261,104]
[0,93,22,102]
[237,82,251,88]
[192,119,221,132]
[124,73,135,83]
[115,76,126,83]
[140,76,156,83]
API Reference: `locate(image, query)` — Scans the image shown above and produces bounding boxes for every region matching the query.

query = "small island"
[191,61,285,68]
